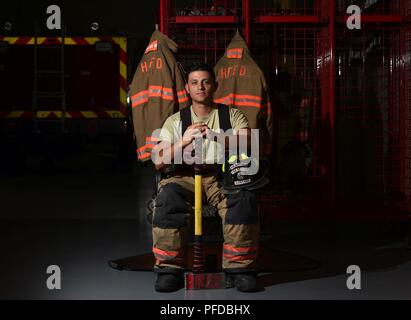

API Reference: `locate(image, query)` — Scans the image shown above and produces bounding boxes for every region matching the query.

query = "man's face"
[185,71,217,105]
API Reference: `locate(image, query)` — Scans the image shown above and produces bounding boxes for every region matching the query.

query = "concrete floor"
[1,162,411,300]
[1,219,410,300]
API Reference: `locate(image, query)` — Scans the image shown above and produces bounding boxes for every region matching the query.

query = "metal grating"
[171,26,237,68]
[337,0,403,15]
[160,0,411,217]
[251,0,319,17]
[335,25,405,210]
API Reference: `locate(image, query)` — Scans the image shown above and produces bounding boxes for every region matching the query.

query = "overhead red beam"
[255,15,320,23]
[175,16,236,24]
[343,14,403,23]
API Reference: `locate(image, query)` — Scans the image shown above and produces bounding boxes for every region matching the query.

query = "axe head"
[184,272,227,290]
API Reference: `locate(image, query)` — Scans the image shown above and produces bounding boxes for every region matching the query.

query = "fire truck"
[0,35,131,173]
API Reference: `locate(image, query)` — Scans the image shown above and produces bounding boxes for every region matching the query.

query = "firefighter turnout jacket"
[214,31,273,154]
[129,30,190,161]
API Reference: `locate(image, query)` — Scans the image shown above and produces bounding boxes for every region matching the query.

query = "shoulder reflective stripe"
[177,89,187,95]
[227,48,244,59]
[131,96,149,107]
[214,94,262,108]
[148,86,173,101]
[227,54,242,59]
[232,101,261,108]
[131,90,149,107]
[148,92,173,101]
[131,90,149,99]
[145,40,158,54]
[178,97,189,103]
[177,90,189,103]
[215,94,262,102]
[131,86,175,107]
[150,85,172,93]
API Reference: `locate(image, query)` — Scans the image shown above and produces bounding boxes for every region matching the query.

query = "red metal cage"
[159,0,411,220]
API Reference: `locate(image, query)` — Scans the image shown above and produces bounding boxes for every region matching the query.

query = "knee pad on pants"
[152,183,190,228]
[225,190,258,225]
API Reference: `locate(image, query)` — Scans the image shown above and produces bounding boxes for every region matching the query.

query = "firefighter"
[151,62,261,292]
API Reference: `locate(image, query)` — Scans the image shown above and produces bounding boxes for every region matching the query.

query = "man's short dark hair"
[186,62,216,82]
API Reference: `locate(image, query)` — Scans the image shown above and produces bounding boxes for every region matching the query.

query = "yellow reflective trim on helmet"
[228,155,237,163]
[240,153,248,161]
[223,154,237,173]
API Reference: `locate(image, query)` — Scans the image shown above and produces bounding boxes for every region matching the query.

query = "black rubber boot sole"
[155,273,184,292]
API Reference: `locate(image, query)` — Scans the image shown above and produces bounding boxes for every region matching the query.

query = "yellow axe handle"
[194,174,202,236]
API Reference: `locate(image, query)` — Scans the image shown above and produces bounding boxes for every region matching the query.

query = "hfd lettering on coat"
[141,57,163,73]
[219,65,247,80]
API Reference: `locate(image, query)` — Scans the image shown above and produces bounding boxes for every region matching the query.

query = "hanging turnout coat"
[129,31,190,161]
[214,31,273,154]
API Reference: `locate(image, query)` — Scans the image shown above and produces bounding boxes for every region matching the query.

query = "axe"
[184,163,227,290]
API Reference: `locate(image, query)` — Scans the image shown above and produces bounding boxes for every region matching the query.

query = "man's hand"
[181,123,208,147]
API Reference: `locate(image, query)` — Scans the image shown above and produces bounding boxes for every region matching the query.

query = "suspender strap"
[180,106,192,137]
[217,103,232,131]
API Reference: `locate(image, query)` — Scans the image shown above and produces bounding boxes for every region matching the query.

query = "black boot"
[225,270,258,292]
[154,269,184,292]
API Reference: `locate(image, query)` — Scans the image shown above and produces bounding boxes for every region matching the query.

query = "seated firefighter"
[151,62,267,292]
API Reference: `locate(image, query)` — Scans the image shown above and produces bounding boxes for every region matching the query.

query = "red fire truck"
[0,36,131,173]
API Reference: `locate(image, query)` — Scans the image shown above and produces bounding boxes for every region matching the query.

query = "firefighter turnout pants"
[152,174,259,271]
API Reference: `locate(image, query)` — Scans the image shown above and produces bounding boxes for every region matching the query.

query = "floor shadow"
[109,236,411,290]
[258,246,411,288]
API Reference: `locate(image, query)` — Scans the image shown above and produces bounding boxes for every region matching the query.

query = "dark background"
[0,0,159,74]
[0,0,410,300]
[0,1,158,36]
